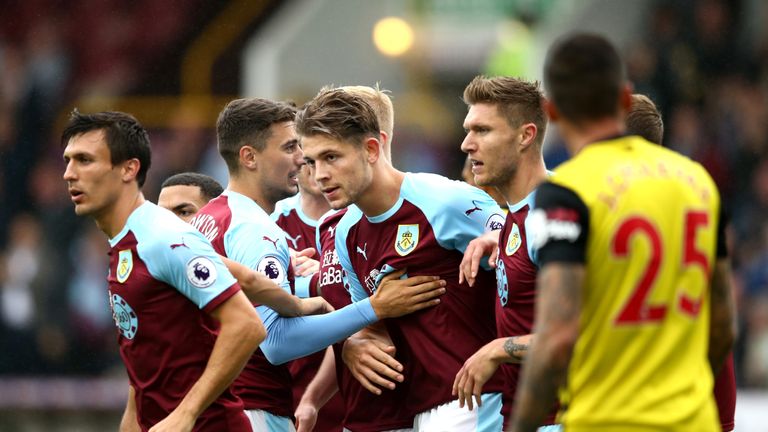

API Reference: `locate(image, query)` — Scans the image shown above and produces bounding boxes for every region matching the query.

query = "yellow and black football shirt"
[531,135,726,432]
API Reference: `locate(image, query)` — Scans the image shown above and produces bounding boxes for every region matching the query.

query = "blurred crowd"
[1,0,767,390]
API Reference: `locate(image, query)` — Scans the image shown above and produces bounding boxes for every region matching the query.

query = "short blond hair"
[627,94,664,145]
[339,84,394,160]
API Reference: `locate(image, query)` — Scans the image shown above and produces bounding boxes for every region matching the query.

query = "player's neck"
[96,189,145,239]
[356,165,405,217]
[498,154,548,205]
[561,117,625,155]
[300,191,330,220]
[228,176,274,214]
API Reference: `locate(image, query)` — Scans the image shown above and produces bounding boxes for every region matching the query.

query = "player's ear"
[619,82,633,113]
[239,145,259,170]
[364,136,381,164]
[542,98,559,123]
[519,122,538,151]
[121,158,141,183]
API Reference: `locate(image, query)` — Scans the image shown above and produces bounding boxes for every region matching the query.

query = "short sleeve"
[529,182,590,266]
[141,229,239,311]
[225,222,293,293]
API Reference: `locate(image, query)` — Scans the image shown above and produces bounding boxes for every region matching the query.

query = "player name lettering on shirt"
[189,214,219,242]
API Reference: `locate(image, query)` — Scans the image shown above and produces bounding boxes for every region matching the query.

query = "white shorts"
[244,409,295,432]
[413,393,503,431]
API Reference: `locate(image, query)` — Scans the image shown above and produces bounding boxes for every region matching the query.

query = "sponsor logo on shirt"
[465,200,483,216]
[170,239,188,250]
[496,258,509,307]
[505,223,522,256]
[110,292,138,339]
[485,213,505,232]
[528,208,582,250]
[320,266,343,287]
[262,236,279,249]
[356,243,368,261]
[365,264,401,293]
[257,256,286,284]
[116,250,133,283]
[186,256,218,288]
[322,249,339,267]
[285,233,301,249]
[395,224,419,256]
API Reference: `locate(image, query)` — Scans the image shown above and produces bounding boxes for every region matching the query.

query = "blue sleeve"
[335,212,368,302]
[255,299,378,364]
[404,174,504,270]
[140,226,237,310]
[225,221,293,293]
[294,274,312,298]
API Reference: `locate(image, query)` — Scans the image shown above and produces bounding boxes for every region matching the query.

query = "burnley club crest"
[505,223,522,256]
[116,250,133,283]
[395,224,419,256]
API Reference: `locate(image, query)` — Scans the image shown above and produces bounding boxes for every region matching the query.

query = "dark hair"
[161,172,224,202]
[295,87,380,145]
[61,110,152,187]
[544,33,626,123]
[216,98,297,173]
[627,94,664,145]
[463,75,547,147]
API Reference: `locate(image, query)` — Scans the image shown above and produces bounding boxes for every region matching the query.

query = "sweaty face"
[62,130,125,219]
[460,102,521,188]
[158,184,208,223]
[256,121,304,205]
[301,134,372,210]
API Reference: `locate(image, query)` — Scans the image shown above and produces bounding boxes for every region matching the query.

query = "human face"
[62,130,125,219]
[460,103,521,187]
[297,163,323,198]
[255,121,304,205]
[158,185,208,223]
[302,135,371,210]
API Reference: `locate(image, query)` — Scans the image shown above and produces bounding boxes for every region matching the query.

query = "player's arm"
[257,268,445,365]
[510,182,588,432]
[452,334,533,410]
[221,256,331,316]
[294,347,339,432]
[459,229,501,286]
[119,385,141,432]
[150,291,265,432]
[708,210,737,375]
[342,321,402,394]
[512,263,583,432]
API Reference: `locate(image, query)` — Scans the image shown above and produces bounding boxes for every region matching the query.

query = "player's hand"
[459,230,500,287]
[294,401,318,432]
[342,336,403,395]
[370,268,446,319]
[292,248,319,277]
[452,338,506,411]
[148,410,195,432]
[298,296,335,316]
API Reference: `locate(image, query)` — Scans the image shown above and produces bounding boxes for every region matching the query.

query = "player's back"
[544,136,720,431]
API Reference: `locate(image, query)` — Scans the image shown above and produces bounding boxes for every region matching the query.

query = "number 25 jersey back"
[535,136,722,431]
